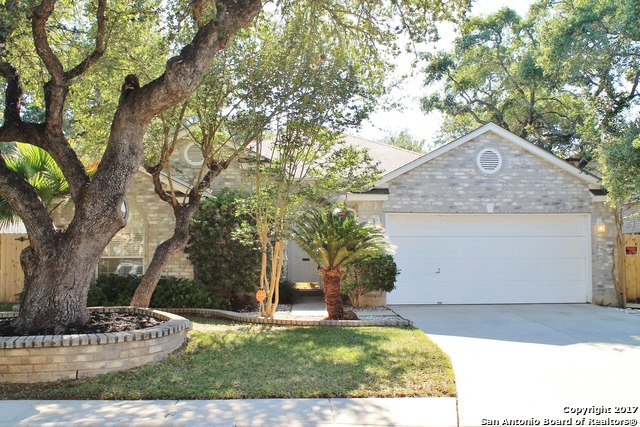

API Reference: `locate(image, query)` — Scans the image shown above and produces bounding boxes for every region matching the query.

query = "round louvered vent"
[184,143,204,166]
[476,148,502,175]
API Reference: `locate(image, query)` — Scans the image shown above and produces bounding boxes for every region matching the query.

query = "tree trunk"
[130,203,197,308]
[320,267,345,320]
[13,222,120,335]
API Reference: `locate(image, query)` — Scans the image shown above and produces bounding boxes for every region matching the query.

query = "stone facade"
[348,130,617,305]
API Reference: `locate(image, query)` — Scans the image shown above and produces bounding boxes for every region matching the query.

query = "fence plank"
[0,234,28,302]
[623,235,640,302]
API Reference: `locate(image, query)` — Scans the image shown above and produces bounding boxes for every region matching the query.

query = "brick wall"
[0,308,191,384]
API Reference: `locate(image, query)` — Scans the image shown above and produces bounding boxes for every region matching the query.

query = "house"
[0,124,618,305]
[340,123,617,305]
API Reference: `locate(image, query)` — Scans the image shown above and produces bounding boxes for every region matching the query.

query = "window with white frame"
[98,206,145,276]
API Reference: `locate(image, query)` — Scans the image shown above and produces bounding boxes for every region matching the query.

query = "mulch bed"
[0,312,165,337]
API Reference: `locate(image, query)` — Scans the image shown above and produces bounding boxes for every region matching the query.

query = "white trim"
[584,214,593,303]
[338,192,389,202]
[377,123,602,187]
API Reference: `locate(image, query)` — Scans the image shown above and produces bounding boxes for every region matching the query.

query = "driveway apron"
[392,304,640,427]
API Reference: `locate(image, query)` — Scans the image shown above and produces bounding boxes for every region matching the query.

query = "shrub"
[341,254,400,307]
[278,280,299,305]
[88,275,228,309]
[186,189,261,305]
[87,275,140,306]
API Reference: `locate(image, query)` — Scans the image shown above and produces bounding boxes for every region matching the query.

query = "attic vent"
[477,148,502,175]
[184,143,204,166]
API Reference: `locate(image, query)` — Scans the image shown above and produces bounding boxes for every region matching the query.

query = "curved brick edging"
[163,308,413,327]
[0,307,192,384]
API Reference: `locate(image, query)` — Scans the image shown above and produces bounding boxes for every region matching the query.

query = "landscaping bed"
[0,317,456,399]
[0,307,192,383]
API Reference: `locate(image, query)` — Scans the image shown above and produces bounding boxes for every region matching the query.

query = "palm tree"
[292,208,393,320]
[0,143,71,228]
[0,143,99,228]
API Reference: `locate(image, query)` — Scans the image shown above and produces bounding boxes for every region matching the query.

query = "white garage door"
[386,214,591,304]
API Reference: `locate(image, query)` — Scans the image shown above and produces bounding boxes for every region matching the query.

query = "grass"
[0,317,456,400]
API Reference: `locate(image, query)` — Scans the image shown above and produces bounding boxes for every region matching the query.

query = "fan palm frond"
[0,143,71,227]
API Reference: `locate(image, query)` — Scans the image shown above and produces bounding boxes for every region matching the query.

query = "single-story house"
[0,123,618,305]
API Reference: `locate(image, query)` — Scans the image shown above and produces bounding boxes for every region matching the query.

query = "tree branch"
[0,62,23,124]
[120,0,262,121]
[0,153,57,252]
[65,0,107,80]
[91,0,262,205]
[31,0,68,128]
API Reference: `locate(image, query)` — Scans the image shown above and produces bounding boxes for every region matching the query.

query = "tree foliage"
[341,253,399,308]
[421,7,590,156]
[380,129,427,153]
[423,0,640,158]
[0,143,68,227]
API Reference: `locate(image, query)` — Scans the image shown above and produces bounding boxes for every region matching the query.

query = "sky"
[355,0,535,147]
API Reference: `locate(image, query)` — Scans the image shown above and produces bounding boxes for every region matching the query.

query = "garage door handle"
[302,258,310,261]
[436,268,440,274]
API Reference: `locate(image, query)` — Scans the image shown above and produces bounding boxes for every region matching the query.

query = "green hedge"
[88,275,229,309]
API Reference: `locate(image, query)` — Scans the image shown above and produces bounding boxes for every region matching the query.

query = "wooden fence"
[623,234,640,302]
[0,234,29,302]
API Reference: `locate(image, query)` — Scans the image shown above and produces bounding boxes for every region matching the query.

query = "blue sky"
[356,0,535,147]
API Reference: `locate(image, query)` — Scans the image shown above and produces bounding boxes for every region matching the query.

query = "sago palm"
[292,208,393,320]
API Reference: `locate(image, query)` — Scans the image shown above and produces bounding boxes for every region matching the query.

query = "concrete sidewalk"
[0,398,458,426]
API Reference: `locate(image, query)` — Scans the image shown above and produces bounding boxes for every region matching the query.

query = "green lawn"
[0,317,456,400]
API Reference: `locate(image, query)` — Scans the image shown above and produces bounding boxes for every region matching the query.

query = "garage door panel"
[390,277,587,304]
[386,214,590,304]
[397,260,586,283]
[392,236,586,260]
[387,214,586,237]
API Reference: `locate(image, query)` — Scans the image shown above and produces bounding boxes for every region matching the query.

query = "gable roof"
[376,123,602,188]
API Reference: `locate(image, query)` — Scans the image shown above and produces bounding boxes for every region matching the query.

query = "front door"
[286,241,321,289]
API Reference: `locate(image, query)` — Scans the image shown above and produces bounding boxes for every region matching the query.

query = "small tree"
[246,127,380,318]
[341,254,399,308]
[292,208,393,320]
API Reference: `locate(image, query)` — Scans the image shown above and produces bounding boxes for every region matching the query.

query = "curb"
[162,307,414,327]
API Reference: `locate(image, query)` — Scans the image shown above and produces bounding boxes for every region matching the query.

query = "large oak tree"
[0,0,261,334]
[0,0,469,334]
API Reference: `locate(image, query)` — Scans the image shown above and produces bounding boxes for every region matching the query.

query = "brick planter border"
[163,308,413,327]
[0,307,191,384]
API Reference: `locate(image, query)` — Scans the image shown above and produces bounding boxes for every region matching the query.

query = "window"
[98,206,145,276]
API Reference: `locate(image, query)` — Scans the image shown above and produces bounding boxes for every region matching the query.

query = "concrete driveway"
[392,304,640,427]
